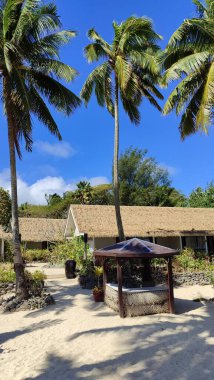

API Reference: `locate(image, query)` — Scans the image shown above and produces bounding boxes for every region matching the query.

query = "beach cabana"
[94,238,179,318]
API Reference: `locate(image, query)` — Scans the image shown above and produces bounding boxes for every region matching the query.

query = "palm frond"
[14,1,61,43]
[84,43,108,63]
[121,95,141,125]
[179,84,205,139]
[163,71,203,116]
[196,62,214,127]
[2,0,23,40]
[26,68,81,115]
[88,28,112,56]
[32,59,78,82]
[164,51,210,82]
[29,85,62,140]
[81,62,112,107]
[24,30,77,59]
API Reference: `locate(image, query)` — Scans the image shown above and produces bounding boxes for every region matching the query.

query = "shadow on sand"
[24,302,214,380]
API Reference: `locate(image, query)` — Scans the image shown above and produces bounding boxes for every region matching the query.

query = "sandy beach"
[1,264,214,380]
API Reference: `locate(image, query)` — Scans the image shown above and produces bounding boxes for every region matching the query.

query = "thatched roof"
[69,205,214,238]
[0,218,66,242]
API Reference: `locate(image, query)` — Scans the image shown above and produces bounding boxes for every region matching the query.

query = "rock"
[0,292,55,313]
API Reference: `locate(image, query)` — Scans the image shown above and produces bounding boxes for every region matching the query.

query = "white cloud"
[0,169,109,205]
[35,141,76,158]
[160,163,180,177]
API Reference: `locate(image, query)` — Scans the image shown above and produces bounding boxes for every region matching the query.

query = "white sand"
[1,265,214,380]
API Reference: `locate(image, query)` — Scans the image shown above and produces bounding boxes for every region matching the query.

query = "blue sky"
[1,0,214,204]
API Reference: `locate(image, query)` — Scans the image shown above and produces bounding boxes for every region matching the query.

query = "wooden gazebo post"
[167,257,175,313]
[103,258,108,294]
[117,259,124,318]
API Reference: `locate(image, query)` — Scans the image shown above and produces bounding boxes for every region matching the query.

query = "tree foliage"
[75,181,93,205]
[188,182,214,207]
[0,187,11,228]
[163,0,214,139]
[81,17,163,125]
[1,0,81,157]
[118,147,186,206]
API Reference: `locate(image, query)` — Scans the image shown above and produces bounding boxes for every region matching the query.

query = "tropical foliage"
[0,187,11,228]
[188,182,214,207]
[0,0,80,299]
[81,17,163,240]
[163,0,214,138]
[118,147,183,206]
[75,181,93,204]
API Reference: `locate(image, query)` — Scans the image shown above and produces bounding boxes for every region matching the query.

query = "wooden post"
[179,236,183,251]
[205,236,209,255]
[117,259,124,318]
[167,257,175,314]
[103,259,108,298]
[1,239,4,261]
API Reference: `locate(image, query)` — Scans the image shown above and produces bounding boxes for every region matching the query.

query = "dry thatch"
[0,218,66,242]
[70,205,214,238]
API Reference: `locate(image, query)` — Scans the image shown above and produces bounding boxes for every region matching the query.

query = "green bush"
[175,248,211,272]
[25,270,47,281]
[79,259,95,276]
[0,264,16,282]
[52,236,88,267]
[22,249,53,263]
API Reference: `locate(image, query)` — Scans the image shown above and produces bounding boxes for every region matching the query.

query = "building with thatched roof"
[65,205,214,254]
[0,218,66,258]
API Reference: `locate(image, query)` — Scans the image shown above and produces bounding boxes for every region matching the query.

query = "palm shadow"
[23,304,214,380]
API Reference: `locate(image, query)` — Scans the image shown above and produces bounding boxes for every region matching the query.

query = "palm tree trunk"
[114,75,125,242]
[4,78,28,300]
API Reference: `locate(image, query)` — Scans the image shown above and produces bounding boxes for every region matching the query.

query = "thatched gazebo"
[94,238,179,318]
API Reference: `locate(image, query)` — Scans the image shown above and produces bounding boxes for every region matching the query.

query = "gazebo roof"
[94,238,179,259]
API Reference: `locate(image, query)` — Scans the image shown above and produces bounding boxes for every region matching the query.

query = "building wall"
[184,236,206,251]
[24,242,46,250]
[94,237,116,250]
[156,237,181,250]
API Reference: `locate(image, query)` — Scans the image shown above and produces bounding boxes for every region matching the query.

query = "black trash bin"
[65,260,76,279]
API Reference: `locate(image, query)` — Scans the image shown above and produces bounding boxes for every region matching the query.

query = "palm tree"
[163,0,214,138]
[81,17,163,241]
[75,181,93,204]
[0,0,81,299]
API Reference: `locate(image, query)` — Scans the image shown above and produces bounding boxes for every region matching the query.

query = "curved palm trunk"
[114,75,125,242]
[4,78,28,300]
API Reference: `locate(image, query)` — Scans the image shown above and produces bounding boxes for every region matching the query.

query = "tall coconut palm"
[0,0,81,299]
[163,0,214,138]
[81,17,163,241]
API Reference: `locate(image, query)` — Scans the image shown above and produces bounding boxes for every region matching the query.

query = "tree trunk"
[4,78,29,300]
[114,75,125,242]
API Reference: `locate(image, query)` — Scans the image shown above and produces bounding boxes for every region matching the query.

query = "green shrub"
[25,270,47,281]
[78,259,94,276]
[52,236,88,267]
[22,249,53,263]
[175,248,211,272]
[0,264,16,282]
